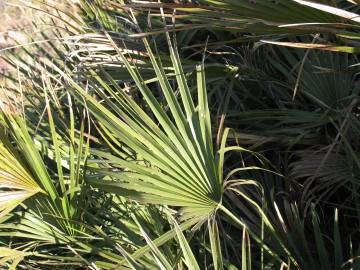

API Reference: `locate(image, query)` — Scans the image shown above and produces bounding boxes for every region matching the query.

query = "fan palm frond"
[0,119,45,218]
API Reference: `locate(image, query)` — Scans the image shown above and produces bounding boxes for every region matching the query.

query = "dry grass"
[0,0,79,112]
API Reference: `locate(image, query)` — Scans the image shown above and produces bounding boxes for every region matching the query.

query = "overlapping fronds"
[1,0,359,269]
[123,0,360,53]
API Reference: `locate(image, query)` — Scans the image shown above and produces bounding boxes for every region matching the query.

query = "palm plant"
[62,32,285,267]
[1,0,360,269]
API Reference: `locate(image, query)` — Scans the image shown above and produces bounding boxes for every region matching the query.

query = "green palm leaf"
[64,35,224,221]
[55,33,287,266]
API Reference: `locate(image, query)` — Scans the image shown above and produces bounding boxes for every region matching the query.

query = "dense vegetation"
[1,0,360,269]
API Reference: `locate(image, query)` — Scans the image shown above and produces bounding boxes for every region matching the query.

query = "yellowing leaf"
[0,247,32,269]
[261,40,360,53]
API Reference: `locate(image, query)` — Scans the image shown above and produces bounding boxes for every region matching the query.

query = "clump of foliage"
[0,0,360,269]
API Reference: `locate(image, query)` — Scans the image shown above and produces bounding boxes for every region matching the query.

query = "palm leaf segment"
[71,36,223,221]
